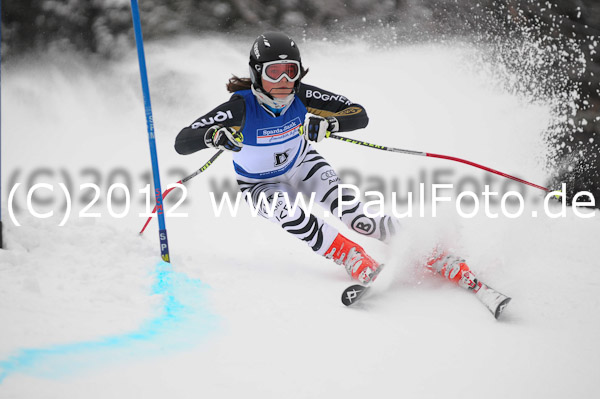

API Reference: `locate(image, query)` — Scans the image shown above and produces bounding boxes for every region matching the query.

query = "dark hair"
[226,68,310,93]
[226,76,252,93]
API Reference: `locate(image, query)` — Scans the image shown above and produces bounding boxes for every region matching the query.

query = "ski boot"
[325,233,382,284]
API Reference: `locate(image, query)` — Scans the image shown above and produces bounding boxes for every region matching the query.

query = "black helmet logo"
[253,42,260,59]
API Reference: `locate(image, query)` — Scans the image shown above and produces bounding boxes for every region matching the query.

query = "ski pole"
[139,150,224,234]
[327,133,551,192]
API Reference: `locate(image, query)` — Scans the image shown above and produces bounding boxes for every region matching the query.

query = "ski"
[341,269,511,319]
[341,264,385,306]
[474,282,512,319]
[341,264,511,319]
[341,284,371,306]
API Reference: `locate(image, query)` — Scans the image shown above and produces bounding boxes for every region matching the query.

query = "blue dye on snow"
[0,261,218,383]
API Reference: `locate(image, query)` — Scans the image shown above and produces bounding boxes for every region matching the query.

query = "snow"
[1,35,599,398]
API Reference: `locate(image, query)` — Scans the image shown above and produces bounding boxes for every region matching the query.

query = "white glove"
[204,125,243,152]
[303,116,339,143]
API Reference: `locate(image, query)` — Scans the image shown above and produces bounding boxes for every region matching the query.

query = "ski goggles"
[261,60,301,83]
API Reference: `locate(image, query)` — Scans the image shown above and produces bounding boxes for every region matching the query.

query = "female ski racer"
[175,32,509,315]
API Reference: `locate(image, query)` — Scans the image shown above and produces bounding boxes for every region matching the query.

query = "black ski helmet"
[249,32,304,94]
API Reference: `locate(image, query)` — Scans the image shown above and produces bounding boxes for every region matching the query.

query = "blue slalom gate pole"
[130,0,170,262]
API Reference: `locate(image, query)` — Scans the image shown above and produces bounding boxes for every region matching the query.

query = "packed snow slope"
[1,35,598,398]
